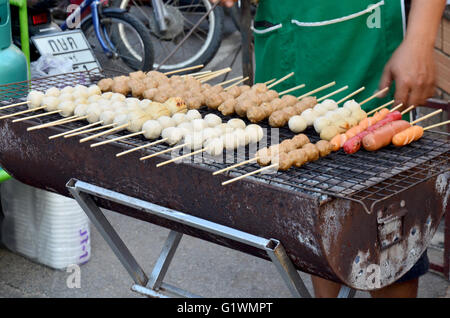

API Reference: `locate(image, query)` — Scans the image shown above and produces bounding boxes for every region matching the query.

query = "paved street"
[0,14,448,299]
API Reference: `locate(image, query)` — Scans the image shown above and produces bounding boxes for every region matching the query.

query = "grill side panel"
[318,176,448,290]
[0,119,342,282]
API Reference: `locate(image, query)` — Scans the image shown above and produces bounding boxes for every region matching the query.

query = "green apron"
[253,0,405,112]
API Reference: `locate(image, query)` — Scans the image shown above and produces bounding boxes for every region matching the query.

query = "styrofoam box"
[0,179,90,269]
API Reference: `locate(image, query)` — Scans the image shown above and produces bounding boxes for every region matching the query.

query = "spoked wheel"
[81,11,154,73]
[112,0,224,73]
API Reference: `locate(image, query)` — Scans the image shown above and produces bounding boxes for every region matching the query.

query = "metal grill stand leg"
[67,187,148,286]
[67,179,335,298]
[265,239,311,298]
[338,285,357,298]
[147,230,183,290]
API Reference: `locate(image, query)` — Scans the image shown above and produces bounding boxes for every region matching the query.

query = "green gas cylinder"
[0,0,27,87]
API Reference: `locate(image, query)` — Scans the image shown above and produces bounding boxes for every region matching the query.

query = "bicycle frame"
[60,0,114,55]
[152,0,168,33]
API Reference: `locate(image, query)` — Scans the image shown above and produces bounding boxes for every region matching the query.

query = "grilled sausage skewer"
[360,109,443,151]
[392,119,450,146]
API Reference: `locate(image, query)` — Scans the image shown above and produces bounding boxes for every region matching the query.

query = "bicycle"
[62,0,154,72]
[111,0,224,72]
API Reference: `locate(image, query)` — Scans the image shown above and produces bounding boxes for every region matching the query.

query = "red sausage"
[343,111,402,154]
[362,120,411,151]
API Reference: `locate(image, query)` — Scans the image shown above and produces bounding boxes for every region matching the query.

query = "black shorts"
[395,250,429,283]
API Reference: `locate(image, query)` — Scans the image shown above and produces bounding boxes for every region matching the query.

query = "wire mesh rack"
[1,70,449,214]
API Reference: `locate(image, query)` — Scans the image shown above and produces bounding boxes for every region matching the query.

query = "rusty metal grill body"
[0,70,448,291]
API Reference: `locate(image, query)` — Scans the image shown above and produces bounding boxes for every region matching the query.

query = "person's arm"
[210,0,238,8]
[379,0,446,107]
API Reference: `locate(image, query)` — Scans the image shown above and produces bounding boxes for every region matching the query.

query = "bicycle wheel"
[81,10,154,73]
[112,0,224,73]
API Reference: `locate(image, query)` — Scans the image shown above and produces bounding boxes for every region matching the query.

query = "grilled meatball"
[291,134,310,149]
[219,99,237,116]
[277,152,294,171]
[227,86,242,98]
[279,139,297,153]
[129,79,146,98]
[252,83,268,94]
[129,71,146,80]
[205,93,224,109]
[240,85,251,93]
[268,110,286,127]
[98,78,114,92]
[143,88,158,100]
[290,149,309,167]
[267,90,279,100]
[316,140,332,157]
[281,94,299,107]
[303,143,320,161]
[247,106,266,123]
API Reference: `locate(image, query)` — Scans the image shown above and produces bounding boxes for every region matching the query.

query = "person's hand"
[379,38,436,108]
[209,0,238,8]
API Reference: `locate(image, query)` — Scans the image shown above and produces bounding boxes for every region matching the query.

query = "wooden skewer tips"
[411,109,443,125]
[79,123,129,143]
[116,138,168,157]
[221,163,279,186]
[424,119,450,131]
[213,157,258,175]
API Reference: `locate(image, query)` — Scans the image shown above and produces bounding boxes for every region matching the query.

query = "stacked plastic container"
[0,179,90,269]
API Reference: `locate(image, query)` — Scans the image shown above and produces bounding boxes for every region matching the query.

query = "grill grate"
[1,70,449,213]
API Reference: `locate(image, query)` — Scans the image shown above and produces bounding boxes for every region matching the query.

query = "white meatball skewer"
[151,120,264,166]
[2,85,101,122]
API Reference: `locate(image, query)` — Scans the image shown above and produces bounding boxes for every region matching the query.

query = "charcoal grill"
[0,70,448,297]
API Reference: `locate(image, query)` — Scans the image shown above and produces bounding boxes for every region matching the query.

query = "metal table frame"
[67,178,356,298]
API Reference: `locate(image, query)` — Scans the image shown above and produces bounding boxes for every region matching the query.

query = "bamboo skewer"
[389,103,404,113]
[116,138,169,157]
[156,148,208,167]
[367,100,395,115]
[194,68,228,80]
[0,100,30,110]
[217,76,243,87]
[297,81,336,100]
[410,109,443,125]
[65,123,116,138]
[279,84,306,96]
[222,163,279,186]
[49,121,103,140]
[90,130,144,148]
[79,123,129,143]
[359,87,389,106]
[316,85,349,103]
[199,68,232,83]
[336,87,365,105]
[267,72,295,89]
[224,77,250,90]
[28,114,78,129]
[0,106,45,120]
[163,64,204,76]
[140,143,187,161]
[423,120,450,131]
[189,70,212,78]
[212,157,258,175]
[27,116,88,131]
[401,105,416,115]
[12,110,62,122]
[264,78,277,85]
[195,70,221,80]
